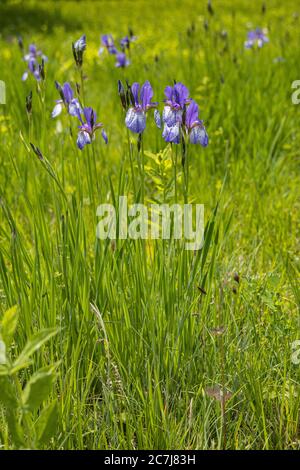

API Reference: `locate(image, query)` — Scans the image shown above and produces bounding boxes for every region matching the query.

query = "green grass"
[0,0,299,450]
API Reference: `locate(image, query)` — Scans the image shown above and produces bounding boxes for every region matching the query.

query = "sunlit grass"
[0,0,299,450]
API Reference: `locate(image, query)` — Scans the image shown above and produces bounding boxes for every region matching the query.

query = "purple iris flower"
[185,100,208,146]
[22,43,47,81]
[22,57,41,81]
[120,34,136,50]
[115,52,130,68]
[245,28,269,48]
[51,82,82,118]
[162,82,191,142]
[76,107,107,150]
[125,81,158,134]
[100,34,118,55]
[23,43,48,63]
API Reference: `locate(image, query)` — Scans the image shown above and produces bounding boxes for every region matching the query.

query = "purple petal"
[185,100,199,129]
[83,107,96,127]
[29,44,37,54]
[51,102,63,118]
[102,129,108,144]
[68,99,82,117]
[125,108,146,134]
[190,124,208,146]
[164,85,174,101]
[162,105,182,127]
[77,131,91,150]
[162,123,181,144]
[62,82,73,103]
[131,83,140,106]
[154,109,162,129]
[22,71,28,81]
[140,80,153,109]
[174,83,189,108]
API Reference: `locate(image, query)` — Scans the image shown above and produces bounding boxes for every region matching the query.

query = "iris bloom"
[162,82,191,143]
[77,107,107,150]
[120,34,136,50]
[184,100,208,146]
[100,34,117,55]
[23,44,48,63]
[125,81,157,134]
[51,82,82,118]
[245,28,269,48]
[115,52,130,68]
[22,57,42,81]
[72,35,86,67]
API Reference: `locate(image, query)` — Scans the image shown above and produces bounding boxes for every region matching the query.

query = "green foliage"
[0,0,299,451]
[0,308,59,449]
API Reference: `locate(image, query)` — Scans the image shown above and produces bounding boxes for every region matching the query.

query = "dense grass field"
[0,0,299,450]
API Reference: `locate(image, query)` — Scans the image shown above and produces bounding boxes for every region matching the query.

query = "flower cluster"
[51,80,107,150]
[22,44,48,81]
[99,32,136,68]
[121,80,208,147]
[244,28,269,49]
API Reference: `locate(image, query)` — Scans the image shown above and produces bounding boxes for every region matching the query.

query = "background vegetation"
[0,0,299,449]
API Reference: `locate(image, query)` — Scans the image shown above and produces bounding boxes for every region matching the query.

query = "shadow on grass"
[0,1,82,35]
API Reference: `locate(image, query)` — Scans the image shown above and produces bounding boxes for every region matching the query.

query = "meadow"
[0,0,299,450]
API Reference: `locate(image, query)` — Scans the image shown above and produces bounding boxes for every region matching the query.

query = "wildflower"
[162,82,191,143]
[76,107,107,150]
[115,52,130,68]
[23,43,48,63]
[125,81,157,134]
[99,34,117,55]
[184,100,208,146]
[244,28,269,49]
[120,33,136,50]
[163,82,191,127]
[22,57,42,81]
[72,34,86,67]
[52,81,82,118]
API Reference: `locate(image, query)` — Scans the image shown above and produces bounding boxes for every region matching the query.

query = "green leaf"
[0,339,6,365]
[13,328,58,370]
[0,375,18,408]
[22,367,56,412]
[36,400,59,446]
[1,305,18,347]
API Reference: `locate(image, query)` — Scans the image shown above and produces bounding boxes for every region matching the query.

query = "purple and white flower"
[99,34,118,55]
[184,100,208,146]
[125,81,158,134]
[76,107,107,150]
[162,82,191,143]
[22,57,42,81]
[115,52,130,68]
[51,82,82,118]
[245,28,269,49]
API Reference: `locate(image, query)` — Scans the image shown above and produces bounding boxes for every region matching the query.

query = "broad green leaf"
[1,305,18,347]
[0,375,18,408]
[22,367,56,412]
[36,400,59,446]
[13,328,58,370]
[6,409,25,448]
